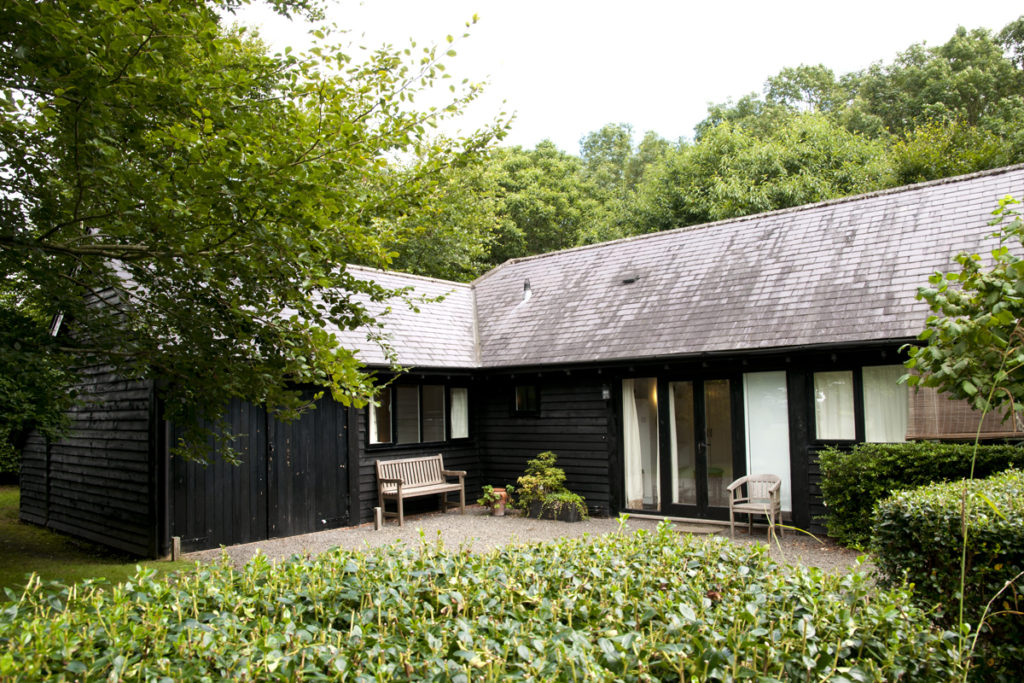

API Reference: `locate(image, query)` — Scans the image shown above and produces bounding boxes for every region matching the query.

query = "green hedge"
[819,442,1024,547]
[1,524,964,681]
[872,469,1024,680]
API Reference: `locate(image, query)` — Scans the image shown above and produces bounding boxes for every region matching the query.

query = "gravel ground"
[185,506,869,575]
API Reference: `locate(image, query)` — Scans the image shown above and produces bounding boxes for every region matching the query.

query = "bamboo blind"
[906,385,1024,440]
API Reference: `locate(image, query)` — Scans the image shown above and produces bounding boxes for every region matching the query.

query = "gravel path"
[185,507,868,574]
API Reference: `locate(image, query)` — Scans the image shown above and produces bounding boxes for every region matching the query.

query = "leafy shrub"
[0,438,17,476]
[872,469,1024,680]
[512,451,587,519]
[819,442,1024,547]
[0,523,964,680]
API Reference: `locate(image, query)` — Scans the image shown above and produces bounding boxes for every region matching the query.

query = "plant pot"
[527,499,583,522]
[492,501,506,516]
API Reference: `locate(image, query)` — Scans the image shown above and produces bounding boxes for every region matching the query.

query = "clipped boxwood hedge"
[872,469,1024,680]
[819,442,1024,547]
[1,524,964,681]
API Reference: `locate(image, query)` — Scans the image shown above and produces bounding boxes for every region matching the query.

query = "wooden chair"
[727,474,782,538]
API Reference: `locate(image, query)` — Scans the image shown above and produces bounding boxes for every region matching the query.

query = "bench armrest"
[441,469,466,478]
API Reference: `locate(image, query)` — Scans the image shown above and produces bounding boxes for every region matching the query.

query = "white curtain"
[863,365,908,442]
[450,387,469,439]
[622,379,644,508]
[743,372,792,512]
[814,371,855,440]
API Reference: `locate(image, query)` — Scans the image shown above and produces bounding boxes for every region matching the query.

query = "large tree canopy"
[0,0,502,457]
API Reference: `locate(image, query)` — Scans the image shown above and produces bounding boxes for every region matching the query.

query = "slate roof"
[471,165,1024,368]
[335,166,1024,370]
[328,266,479,369]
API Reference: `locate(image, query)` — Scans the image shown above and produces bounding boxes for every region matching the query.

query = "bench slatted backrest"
[377,455,445,493]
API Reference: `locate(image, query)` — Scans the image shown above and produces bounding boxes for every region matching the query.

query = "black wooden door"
[170,395,349,552]
[267,395,350,539]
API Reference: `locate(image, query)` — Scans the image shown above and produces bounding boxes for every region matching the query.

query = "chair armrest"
[726,479,745,492]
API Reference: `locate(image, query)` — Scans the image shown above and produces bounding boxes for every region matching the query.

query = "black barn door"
[170,395,350,552]
[267,395,350,539]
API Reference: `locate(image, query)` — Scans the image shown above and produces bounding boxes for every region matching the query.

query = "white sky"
[235,1,1023,155]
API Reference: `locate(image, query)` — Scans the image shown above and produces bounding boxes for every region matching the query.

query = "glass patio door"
[667,379,734,516]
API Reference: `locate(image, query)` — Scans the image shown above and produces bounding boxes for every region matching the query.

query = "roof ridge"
[345,263,467,289]
[476,163,1024,269]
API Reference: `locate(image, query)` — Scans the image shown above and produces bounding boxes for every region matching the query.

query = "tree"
[629,114,889,232]
[487,142,604,263]
[904,197,1024,422]
[380,159,502,282]
[848,24,1024,136]
[0,0,501,458]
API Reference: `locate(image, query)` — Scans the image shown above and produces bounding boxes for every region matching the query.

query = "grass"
[0,485,191,595]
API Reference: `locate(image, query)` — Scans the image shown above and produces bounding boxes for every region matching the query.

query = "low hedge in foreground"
[1,524,963,681]
[819,442,1024,547]
[873,469,1024,680]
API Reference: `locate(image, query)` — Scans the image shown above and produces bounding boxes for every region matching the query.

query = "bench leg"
[439,493,447,513]
[459,487,465,514]
[397,496,404,526]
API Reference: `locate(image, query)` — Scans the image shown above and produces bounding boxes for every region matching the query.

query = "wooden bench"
[375,454,466,526]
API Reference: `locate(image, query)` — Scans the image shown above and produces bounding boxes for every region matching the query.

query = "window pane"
[450,388,469,439]
[814,371,855,440]
[515,385,538,412]
[396,386,420,444]
[863,365,908,443]
[622,378,659,511]
[422,385,445,442]
[369,387,392,444]
[743,371,791,511]
[704,379,732,507]
[669,381,696,506]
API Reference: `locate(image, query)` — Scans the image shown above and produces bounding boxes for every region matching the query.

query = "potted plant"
[513,451,588,522]
[477,484,511,516]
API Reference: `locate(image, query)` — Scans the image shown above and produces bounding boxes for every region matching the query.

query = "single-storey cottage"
[20,165,1024,556]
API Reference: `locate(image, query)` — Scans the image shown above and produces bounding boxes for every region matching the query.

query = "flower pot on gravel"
[528,495,585,522]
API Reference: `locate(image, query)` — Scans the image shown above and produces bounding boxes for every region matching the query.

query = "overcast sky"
[235,1,1023,155]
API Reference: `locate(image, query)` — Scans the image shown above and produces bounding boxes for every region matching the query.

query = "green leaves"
[0,0,503,459]
[0,525,966,680]
[872,469,1024,677]
[819,442,1024,548]
[905,196,1024,421]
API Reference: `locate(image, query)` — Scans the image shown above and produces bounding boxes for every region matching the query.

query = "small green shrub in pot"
[819,442,1024,548]
[872,468,1024,679]
[513,451,588,521]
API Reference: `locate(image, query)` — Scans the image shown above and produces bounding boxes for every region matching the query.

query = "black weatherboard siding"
[19,364,158,556]
[477,373,615,517]
[169,392,353,553]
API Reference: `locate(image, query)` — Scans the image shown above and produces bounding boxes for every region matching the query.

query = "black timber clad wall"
[477,374,614,516]
[170,400,268,551]
[19,364,156,556]
[19,431,48,526]
[170,394,352,553]
[354,408,481,524]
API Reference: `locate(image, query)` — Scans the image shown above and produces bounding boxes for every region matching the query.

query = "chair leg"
[748,514,753,536]
[729,507,735,538]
